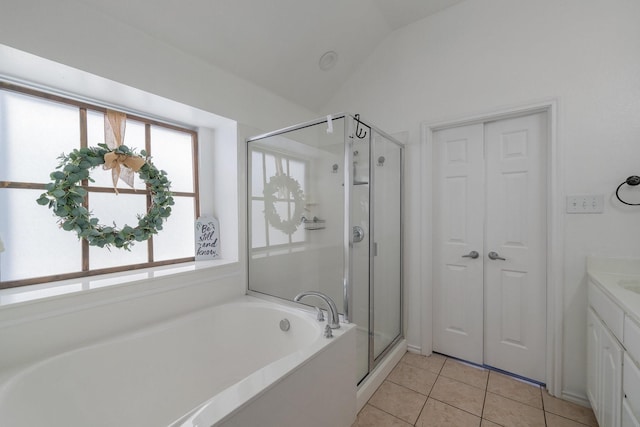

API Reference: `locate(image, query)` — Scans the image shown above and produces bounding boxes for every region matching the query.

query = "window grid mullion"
[145,123,154,263]
[262,152,270,247]
[79,107,90,273]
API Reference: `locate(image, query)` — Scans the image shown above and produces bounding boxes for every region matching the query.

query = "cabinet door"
[601,321,623,427]
[588,308,601,410]
[624,352,640,423]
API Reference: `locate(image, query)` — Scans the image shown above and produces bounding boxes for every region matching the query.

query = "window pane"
[251,151,264,197]
[150,126,194,192]
[251,200,267,248]
[89,191,147,231]
[267,201,291,245]
[153,196,195,261]
[87,109,104,148]
[88,192,148,268]
[0,188,81,281]
[0,91,79,182]
[289,160,306,193]
[89,241,148,269]
[265,154,276,180]
[123,119,146,153]
[291,213,305,243]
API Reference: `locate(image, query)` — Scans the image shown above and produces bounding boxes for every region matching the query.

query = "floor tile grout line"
[382,378,430,398]
[480,372,489,421]
[363,402,414,426]
[412,389,431,426]
[384,377,429,396]
[485,389,544,411]
[543,410,595,427]
[428,394,484,420]
[541,387,548,426]
[367,379,431,425]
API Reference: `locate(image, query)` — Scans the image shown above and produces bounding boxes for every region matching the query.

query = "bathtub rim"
[0,295,321,383]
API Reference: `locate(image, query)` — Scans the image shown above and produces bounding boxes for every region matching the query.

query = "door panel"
[587,308,600,409]
[484,112,547,383]
[433,124,484,364]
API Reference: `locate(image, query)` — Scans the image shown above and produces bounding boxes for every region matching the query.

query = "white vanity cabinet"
[623,352,640,427]
[587,305,623,427]
[588,277,640,427]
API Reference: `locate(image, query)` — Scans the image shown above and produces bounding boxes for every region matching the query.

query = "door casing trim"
[420,99,562,396]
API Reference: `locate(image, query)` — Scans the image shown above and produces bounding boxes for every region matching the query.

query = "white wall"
[323,0,640,401]
[0,0,316,133]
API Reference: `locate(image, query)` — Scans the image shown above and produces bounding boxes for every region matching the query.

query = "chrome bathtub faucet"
[293,291,340,329]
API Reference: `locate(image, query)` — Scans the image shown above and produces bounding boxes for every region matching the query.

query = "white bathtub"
[0,295,356,427]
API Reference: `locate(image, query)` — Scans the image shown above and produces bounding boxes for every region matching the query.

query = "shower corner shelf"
[302,217,326,230]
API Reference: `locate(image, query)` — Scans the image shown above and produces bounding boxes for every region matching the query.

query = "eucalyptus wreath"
[36,143,174,250]
[263,174,305,235]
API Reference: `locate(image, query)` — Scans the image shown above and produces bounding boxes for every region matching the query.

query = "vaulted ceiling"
[76,0,465,111]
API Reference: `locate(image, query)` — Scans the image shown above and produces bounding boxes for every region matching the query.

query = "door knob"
[488,251,506,261]
[353,226,365,243]
[462,251,479,259]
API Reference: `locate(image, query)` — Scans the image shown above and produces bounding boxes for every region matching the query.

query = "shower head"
[377,156,385,166]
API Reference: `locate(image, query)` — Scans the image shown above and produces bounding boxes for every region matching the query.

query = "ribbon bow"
[102,110,145,193]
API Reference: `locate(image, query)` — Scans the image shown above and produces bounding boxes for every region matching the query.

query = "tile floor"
[352,352,598,427]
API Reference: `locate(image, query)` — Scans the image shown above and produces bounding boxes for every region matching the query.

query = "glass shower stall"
[246,113,403,383]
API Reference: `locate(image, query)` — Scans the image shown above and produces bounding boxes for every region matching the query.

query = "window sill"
[0,259,238,308]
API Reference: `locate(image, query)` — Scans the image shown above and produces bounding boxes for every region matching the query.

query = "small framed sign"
[195,216,220,260]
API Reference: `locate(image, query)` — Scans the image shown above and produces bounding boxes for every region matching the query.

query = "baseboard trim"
[560,391,591,408]
[407,343,422,354]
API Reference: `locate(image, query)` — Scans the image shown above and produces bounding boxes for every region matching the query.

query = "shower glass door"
[371,131,402,361]
[247,118,345,311]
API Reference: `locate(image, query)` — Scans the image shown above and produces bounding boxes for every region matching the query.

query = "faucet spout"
[293,291,340,329]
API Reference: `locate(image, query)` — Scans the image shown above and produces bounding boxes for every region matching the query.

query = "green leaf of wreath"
[37,145,174,250]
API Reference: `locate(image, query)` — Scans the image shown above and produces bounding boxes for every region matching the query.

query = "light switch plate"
[566,195,604,214]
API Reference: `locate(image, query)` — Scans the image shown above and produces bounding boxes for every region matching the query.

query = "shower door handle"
[353,226,365,243]
[488,251,506,261]
[461,251,479,259]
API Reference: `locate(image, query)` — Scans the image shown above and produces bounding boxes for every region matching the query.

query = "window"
[250,149,307,249]
[0,83,200,288]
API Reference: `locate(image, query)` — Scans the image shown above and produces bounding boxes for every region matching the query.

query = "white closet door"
[483,112,547,383]
[432,112,547,383]
[432,123,485,365]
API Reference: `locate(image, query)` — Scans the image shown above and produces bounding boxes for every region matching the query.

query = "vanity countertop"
[588,256,640,325]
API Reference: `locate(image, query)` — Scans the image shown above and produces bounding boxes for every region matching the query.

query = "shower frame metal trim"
[365,127,405,376]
